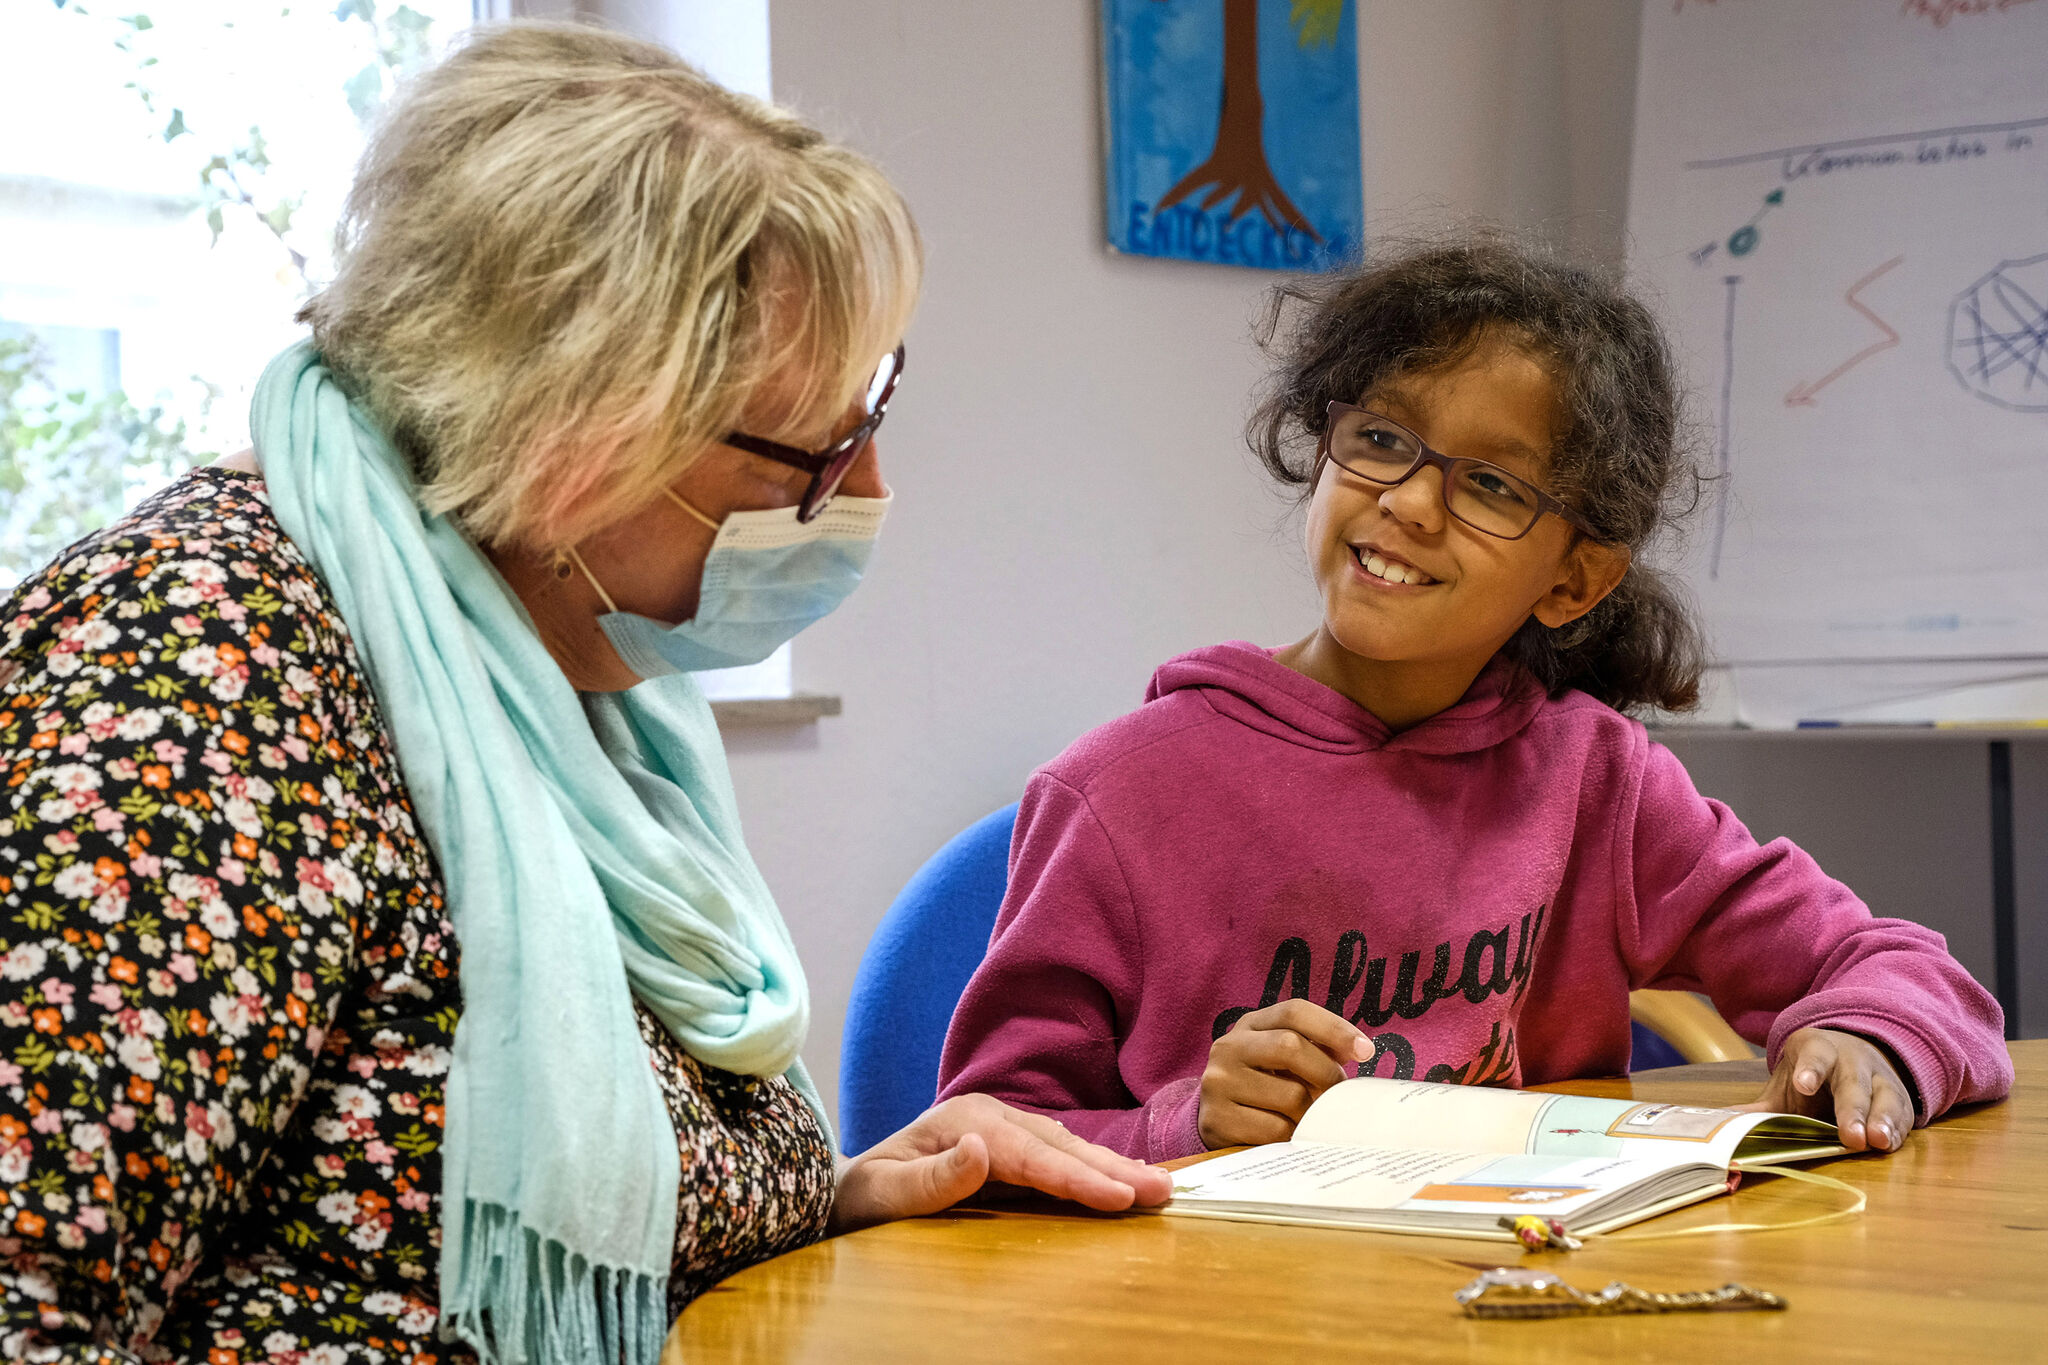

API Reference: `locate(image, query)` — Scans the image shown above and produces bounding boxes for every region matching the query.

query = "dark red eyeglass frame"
[1317,400,1603,541]
[724,345,906,523]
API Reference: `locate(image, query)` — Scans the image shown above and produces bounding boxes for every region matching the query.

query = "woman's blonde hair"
[300,21,922,550]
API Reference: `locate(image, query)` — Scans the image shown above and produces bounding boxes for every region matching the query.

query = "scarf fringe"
[442,1199,668,1365]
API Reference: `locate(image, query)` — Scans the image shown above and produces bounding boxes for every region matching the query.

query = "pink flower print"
[151,739,187,765]
[215,599,246,622]
[0,1060,20,1087]
[397,1186,432,1212]
[184,1101,215,1141]
[31,1108,63,1135]
[282,736,312,764]
[217,858,245,887]
[199,748,233,775]
[250,641,281,667]
[74,1206,106,1235]
[58,732,91,756]
[349,1054,377,1079]
[303,813,329,839]
[167,954,197,983]
[130,851,161,878]
[91,807,124,832]
[363,1139,398,1165]
[39,978,74,1006]
[89,981,124,1010]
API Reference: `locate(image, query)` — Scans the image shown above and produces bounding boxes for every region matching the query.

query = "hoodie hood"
[1144,641,1549,757]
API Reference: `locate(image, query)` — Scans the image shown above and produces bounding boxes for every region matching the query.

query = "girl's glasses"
[1318,401,1600,542]
[725,345,906,523]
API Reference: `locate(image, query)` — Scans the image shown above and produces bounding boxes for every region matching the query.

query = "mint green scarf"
[251,342,827,1365]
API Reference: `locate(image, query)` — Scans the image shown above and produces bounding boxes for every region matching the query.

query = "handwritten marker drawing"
[1947,252,2048,412]
[1102,0,1362,271]
[1783,255,1904,408]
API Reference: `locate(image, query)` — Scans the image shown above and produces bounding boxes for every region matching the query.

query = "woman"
[0,23,1167,1364]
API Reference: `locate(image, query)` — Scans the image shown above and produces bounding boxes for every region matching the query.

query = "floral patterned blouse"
[0,469,835,1363]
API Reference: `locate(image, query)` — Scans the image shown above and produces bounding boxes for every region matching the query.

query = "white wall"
[744,0,1649,1124]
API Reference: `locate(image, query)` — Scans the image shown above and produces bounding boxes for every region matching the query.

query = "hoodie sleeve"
[935,773,1205,1163]
[1616,736,2012,1123]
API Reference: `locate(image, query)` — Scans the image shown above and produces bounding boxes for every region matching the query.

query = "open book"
[1165,1077,1845,1240]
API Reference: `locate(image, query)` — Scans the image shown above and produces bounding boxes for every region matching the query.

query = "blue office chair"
[838,804,1699,1154]
[840,804,1021,1155]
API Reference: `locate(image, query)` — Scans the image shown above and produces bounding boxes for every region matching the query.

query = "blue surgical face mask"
[568,486,890,681]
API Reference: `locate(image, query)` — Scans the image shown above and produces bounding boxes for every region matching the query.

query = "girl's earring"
[551,554,574,581]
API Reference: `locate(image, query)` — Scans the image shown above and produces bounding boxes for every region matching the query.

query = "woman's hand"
[1741,1026,1914,1153]
[830,1094,1174,1234]
[1198,1000,1376,1149]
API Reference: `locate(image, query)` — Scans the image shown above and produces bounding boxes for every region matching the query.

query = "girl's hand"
[1740,1026,1913,1153]
[1198,1000,1376,1149]
[829,1093,1174,1234]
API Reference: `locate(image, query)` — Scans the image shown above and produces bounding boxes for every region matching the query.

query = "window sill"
[709,693,843,727]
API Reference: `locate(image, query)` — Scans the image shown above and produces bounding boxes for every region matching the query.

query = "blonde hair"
[300,21,922,549]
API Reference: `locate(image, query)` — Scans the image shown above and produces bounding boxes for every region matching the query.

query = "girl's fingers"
[1255,1000,1376,1068]
[1228,1066,1315,1120]
[1241,1030,1346,1096]
[1789,1031,1838,1100]
[1826,1059,1873,1151]
[1866,1070,1913,1152]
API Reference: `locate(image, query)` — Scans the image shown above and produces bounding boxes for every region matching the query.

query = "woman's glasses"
[1318,401,1599,541]
[724,345,906,523]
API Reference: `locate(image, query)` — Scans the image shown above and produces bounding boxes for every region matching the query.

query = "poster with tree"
[1102,0,1361,272]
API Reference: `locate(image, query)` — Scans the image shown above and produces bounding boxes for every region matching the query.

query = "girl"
[935,238,2011,1163]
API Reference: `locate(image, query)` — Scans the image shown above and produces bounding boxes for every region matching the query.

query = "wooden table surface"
[667,1040,2047,1363]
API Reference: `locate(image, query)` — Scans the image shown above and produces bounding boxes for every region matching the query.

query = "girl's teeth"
[1361,551,1428,585]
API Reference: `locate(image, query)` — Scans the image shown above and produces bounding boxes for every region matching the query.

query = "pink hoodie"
[936,643,2012,1163]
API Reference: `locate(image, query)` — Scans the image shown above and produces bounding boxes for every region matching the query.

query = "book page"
[1291,1078,1836,1167]
[1291,1078,1619,1154]
[1169,1143,1706,1224]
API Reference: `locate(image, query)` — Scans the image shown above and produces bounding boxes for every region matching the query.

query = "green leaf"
[281,1218,319,1249]
[391,1123,437,1158]
[118,788,162,821]
[162,107,187,141]
[15,903,61,933]
[126,13,154,30]
[204,205,226,246]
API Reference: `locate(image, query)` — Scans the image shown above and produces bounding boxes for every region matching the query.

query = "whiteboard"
[1626,0,2048,701]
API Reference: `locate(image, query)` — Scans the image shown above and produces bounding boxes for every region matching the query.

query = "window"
[0,0,473,588]
[2,0,792,700]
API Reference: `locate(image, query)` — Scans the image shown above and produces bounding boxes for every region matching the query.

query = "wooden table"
[668,1041,2047,1362]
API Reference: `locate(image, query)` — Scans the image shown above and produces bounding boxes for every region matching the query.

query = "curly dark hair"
[1248,234,1708,714]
